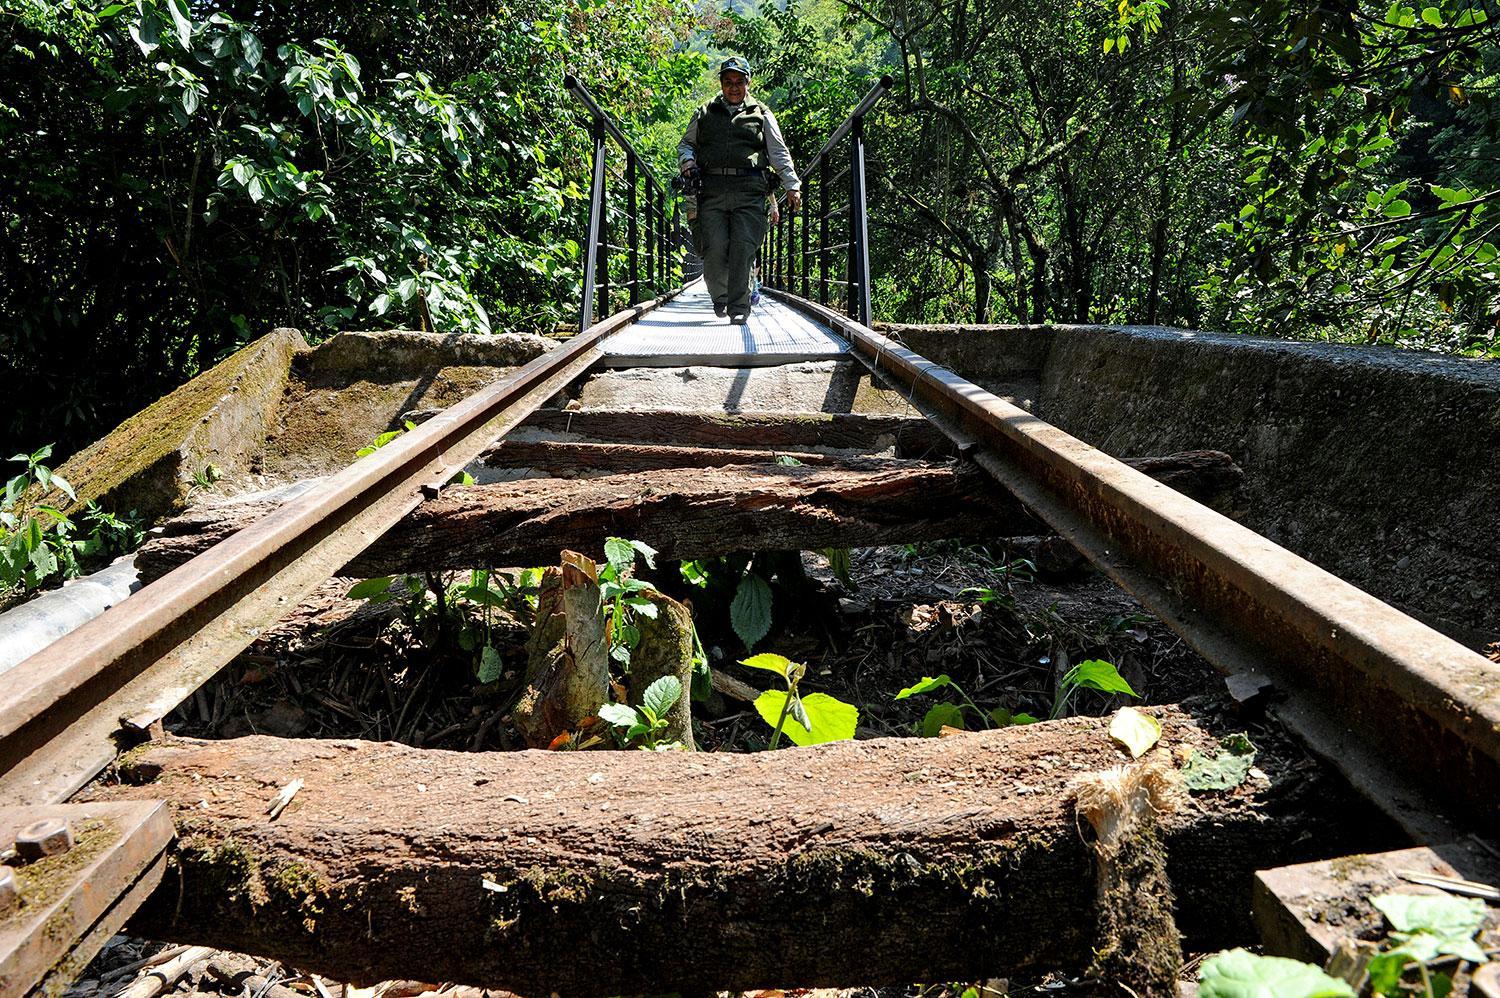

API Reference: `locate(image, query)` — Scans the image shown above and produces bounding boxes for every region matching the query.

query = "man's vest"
[695,96,770,195]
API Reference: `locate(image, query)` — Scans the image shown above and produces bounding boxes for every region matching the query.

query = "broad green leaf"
[730,572,773,649]
[990,707,1040,726]
[1062,660,1137,697]
[641,675,682,719]
[1371,892,1486,937]
[1198,948,1355,998]
[894,674,952,700]
[626,597,658,619]
[1383,199,1412,217]
[346,576,393,600]
[740,652,792,677]
[1370,894,1488,962]
[597,702,638,728]
[1366,950,1415,996]
[1421,5,1443,25]
[628,539,658,568]
[603,536,635,573]
[1182,734,1257,791]
[920,702,965,737]
[167,0,192,47]
[754,690,858,746]
[1109,706,1162,758]
[478,646,503,684]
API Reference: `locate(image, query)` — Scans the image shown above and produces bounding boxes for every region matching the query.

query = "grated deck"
[599,280,848,367]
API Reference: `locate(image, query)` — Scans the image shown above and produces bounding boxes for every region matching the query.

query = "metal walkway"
[599,279,848,367]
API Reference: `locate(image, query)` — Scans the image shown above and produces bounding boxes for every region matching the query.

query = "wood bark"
[513,561,609,750]
[485,439,844,476]
[135,460,1038,581]
[514,408,955,458]
[101,707,1366,994]
[624,588,696,749]
[135,451,1240,582]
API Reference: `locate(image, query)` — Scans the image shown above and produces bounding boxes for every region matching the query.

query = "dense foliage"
[1,0,701,455]
[720,0,1500,352]
[5,0,1499,461]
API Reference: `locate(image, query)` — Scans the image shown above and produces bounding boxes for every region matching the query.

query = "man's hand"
[786,189,802,213]
[680,159,696,175]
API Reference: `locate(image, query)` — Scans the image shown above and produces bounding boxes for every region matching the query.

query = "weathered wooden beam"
[135,461,1037,581]
[514,408,956,458]
[484,438,844,475]
[98,708,1362,994]
[136,451,1240,582]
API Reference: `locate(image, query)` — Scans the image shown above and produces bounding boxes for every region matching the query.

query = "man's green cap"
[719,56,751,79]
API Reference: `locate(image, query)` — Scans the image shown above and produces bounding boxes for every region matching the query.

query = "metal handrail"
[763,74,893,326]
[565,75,690,330]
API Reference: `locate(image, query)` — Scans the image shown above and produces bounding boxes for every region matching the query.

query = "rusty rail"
[0,294,677,809]
[768,286,1500,837]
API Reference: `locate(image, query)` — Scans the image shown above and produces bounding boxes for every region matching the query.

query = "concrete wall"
[899,323,1500,644]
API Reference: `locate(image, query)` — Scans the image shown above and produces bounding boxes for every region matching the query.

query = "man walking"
[679,57,802,324]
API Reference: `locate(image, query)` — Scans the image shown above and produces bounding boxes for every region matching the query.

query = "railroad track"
[0,79,1496,997]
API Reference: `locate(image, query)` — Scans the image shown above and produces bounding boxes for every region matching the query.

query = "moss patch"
[49,328,305,523]
[1,817,117,927]
[173,830,331,935]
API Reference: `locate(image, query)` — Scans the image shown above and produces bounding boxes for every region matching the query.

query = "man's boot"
[714,303,728,317]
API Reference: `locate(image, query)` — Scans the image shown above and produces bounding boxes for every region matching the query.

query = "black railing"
[565,76,692,331]
[762,75,893,326]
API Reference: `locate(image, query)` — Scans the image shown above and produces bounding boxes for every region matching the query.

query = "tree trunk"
[135,452,1241,582]
[99,707,1381,994]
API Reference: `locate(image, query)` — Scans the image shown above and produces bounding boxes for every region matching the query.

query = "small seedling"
[597,675,685,751]
[895,659,1139,737]
[741,652,858,748]
[894,674,1034,736]
[599,536,661,667]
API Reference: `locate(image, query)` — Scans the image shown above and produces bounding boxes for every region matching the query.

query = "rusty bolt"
[16,818,73,861]
[0,867,15,911]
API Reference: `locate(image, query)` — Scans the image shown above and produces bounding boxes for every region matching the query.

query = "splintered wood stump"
[134,451,1241,581]
[512,560,609,749]
[99,706,1370,995]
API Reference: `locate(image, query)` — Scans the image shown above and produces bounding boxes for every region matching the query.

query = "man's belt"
[702,167,766,176]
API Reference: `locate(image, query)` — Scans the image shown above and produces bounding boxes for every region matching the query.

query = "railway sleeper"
[134,449,1242,582]
[91,703,1394,996]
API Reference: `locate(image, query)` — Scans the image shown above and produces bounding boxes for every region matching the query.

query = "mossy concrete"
[50,328,306,524]
[906,323,1500,645]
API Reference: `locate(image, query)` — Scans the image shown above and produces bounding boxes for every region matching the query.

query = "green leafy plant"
[894,660,1138,737]
[597,675,685,751]
[741,652,858,748]
[355,421,416,458]
[1199,949,1354,998]
[894,674,1036,736]
[1049,659,1138,719]
[599,537,661,668]
[346,566,541,681]
[1365,892,1488,996]
[0,445,142,594]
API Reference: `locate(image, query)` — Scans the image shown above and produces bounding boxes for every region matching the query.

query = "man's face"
[720,71,749,103]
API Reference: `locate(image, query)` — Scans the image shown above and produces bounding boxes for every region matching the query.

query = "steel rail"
[0,293,679,807]
[768,286,1500,836]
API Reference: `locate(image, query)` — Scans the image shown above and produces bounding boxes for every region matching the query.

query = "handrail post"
[626,152,639,306]
[851,116,873,326]
[579,120,607,332]
[818,157,829,306]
